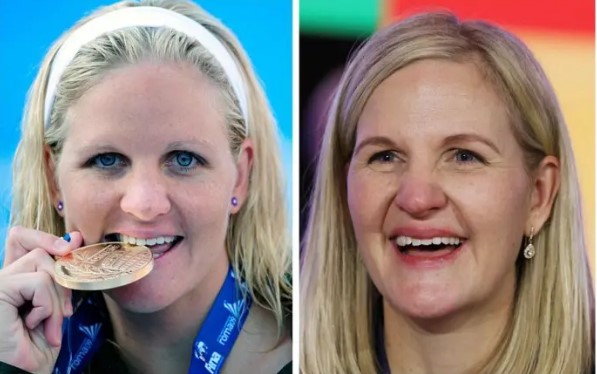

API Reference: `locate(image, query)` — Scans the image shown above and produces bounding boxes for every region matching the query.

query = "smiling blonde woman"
[300,12,593,374]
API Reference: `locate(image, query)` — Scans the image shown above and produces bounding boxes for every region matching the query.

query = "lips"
[388,228,468,266]
[394,235,465,254]
[391,237,465,267]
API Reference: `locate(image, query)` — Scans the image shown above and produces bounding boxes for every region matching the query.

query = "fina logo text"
[205,351,223,373]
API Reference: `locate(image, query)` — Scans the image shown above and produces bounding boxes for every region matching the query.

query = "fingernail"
[62,233,71,242]
[53,237,70,252]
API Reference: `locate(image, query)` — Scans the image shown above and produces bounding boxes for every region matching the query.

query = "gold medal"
[54,242,153,291]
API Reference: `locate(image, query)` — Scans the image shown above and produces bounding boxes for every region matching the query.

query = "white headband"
[44,6,249,133]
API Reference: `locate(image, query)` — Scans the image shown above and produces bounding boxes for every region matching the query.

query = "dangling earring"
[523,227,535,259]
[231,196,238,207]
[57,200,64,212]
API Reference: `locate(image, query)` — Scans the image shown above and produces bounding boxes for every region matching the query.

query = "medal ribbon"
[188,266,251,373]
[54,265,251,374]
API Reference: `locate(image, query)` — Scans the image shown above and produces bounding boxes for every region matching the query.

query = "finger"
[3,248,73,316]
[3,248,56,276]
[0,272,64,346]
[60,286,73,317]
[63,231,84,250]
[28,272,63,347]
[50,281,71,343]
[42,288,63,347]
[24,294,71,329]
[4,227,73,266]
[25,304,52,331]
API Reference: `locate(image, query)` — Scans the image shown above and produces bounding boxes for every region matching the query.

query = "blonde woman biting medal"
[0,1,291,373]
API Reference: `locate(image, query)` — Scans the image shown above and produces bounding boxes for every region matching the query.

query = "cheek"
[445,171,530,254]
[172,172,237,234]
[347,168,397,234]
[347,168,398,286]
[60,176,117,236]
[179,181,232,221]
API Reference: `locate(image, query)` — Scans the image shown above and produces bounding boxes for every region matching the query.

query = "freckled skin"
[347,59,532,320]
[55,62,239,313]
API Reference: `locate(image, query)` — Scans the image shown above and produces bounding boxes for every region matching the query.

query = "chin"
[104,276,178,314]
[393,298,460,321]
[384,279,464,322]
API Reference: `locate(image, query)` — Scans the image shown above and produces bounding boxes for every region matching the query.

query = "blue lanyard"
[188,267,251,373]
[54,265,251,374]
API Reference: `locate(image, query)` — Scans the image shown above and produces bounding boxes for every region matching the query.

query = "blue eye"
[368,151,398,164]
[454,149,484,164]
[175,152,194,167]
[98,154,117,166]
[86,153,125,170]
[365,150,402,172]
[167,151,205,173]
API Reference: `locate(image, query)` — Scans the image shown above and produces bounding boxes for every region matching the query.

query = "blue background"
[0,1,292,259]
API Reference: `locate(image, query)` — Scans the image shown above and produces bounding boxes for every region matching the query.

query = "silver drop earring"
[523,227,535,259]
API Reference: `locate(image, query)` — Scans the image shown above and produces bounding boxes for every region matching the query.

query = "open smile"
[391,235,468,265]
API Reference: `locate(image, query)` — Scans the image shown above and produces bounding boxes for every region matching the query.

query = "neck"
[384,280,515,374]
[103,251,229,374]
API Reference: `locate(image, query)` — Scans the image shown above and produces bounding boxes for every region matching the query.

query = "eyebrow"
[353,133,501,155]
[75,144,120,155]
[75,139,213,154]
[166,140,213,151]
[443,133,501,155]
[353,136,397,155]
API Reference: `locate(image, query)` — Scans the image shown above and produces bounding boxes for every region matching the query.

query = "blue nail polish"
[63,233,71,242]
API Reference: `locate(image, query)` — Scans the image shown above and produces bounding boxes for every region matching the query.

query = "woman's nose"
[393,169,447,219]
[120,166,171,221]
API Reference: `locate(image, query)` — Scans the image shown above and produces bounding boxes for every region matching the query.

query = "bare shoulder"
[223,304,292,374]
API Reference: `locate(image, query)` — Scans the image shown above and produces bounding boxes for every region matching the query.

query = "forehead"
[357,59,510,139]
[63,61,226,143]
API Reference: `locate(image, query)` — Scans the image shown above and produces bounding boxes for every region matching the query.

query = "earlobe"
[44,145,63,212]
[527,155,560,232]
[231,139,254,214]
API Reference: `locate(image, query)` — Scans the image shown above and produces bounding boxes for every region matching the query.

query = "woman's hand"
[0,227,83,373]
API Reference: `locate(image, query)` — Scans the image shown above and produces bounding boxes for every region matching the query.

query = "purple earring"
[57,201,64,211]
[231,197,238,207]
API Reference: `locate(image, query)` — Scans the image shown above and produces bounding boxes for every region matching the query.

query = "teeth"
[119,234,177,247]
[395,236,462,247]
[396,236,414,246]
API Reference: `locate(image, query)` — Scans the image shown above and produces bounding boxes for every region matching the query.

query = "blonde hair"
[12,0,290,333]
[300,12,593,373]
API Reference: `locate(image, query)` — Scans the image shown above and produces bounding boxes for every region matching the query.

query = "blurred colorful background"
[300,0,595,269]
[0,0,292,263]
